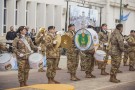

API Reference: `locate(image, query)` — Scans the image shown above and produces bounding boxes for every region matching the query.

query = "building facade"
[0,0,135,37]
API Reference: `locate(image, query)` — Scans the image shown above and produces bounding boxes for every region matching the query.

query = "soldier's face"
[102,25,107,30]
[20,29,26,35]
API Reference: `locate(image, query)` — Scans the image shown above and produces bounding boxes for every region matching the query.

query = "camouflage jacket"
[66,30,79,54]
[98,30,109,44]
[12,35,37,60]
[127,35,135,52]
[45,33,60,59]
[35,32,46,55]
[109,29,124,55]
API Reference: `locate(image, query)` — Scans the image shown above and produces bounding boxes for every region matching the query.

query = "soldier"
[66,24,80,81]
[127,30,135,71]
[55,48,62,70]
[35,27,46,72]
[98,24,109,75]
[109,24,124,83]
[123,35,129,66]
[12,26,39,87]
[45,26,60,84]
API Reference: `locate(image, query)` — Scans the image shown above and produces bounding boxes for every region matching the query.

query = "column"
[0,0,4,36]
[27,2,37,30]
[46,4,54,27]
[54,5,62,31]
[17,0,26,26]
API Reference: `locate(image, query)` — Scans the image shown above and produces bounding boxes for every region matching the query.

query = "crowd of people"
[0,23,135,87]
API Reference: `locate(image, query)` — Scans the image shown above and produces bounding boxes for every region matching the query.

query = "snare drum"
[29,53,43,69]
[94,50,106,62]
[0,53,12,70]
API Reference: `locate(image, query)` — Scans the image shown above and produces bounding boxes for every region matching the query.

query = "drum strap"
[20,37,32,52]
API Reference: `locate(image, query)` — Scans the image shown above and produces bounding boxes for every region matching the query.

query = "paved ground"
[0,56,135,90]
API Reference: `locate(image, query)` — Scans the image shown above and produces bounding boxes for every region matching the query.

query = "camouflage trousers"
[85,54,95,74]
[56,58,60,68]
[128,52,135,67]
[110,55,122,75]
[67,52,79,74]
[80,54,86,70]
[123,52,129,64]
[17,59,30,83]
[46,58,57,78]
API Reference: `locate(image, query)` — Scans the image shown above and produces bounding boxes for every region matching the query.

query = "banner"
[69,6,99,30]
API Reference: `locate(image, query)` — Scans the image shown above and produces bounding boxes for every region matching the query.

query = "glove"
[19,53,24,57]
[53,40,57,44]
[40,34,43,37]
[38,47,41,50]
[6,44,9,48]
[104,43,108,46]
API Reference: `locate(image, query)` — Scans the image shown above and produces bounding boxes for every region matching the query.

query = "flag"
[120,12,130,21]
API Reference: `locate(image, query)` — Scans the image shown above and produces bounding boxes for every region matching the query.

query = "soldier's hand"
[40,34,43,37]
[38,47,41,50]
[53,40,57,44]
[19,53,24,57]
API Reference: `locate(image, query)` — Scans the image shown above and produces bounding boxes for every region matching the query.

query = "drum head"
[74,29,93,51]
[29,53,43,63]
[0,53,11,64]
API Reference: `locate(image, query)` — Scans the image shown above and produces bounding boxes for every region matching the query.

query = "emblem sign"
[74,29,93,51]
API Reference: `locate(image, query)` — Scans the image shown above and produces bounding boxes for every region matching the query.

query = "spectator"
[6,26,16,53]
[30,28,36,45]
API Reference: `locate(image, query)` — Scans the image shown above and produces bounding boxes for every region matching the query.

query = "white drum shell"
[29,53,43,69]
[94,50,106,62]
[0,53,12,70]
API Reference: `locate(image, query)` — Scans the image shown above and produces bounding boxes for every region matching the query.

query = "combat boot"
[48,78,55,84]
[81,66,85,71]
[20,82,24,87]
[114,75,121,82]
[117,70,123,73]
[109,75,120,83]
[129,66,135,71]
[24,81,28,86]
[101,69,109,75]
[70,73,78,81]
[38,68,45,72]
[52,78,60,84]
[56,67,62,70]
[124,63,129,66]
[85,74,91,78]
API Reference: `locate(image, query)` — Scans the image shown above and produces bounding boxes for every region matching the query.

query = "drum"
[94,50,106,62]
[29,53,43,69]
[87,28,99,51]
[74,29,93,51]
[0,53,13,70]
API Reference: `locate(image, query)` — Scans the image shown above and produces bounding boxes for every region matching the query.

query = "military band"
[1,23,132,87]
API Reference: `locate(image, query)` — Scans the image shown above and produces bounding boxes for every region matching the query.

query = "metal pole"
[120,0,122,23]
[65,0,69,32]
[100,7,102,27]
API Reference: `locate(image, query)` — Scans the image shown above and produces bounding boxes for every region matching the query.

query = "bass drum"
[87,28,99,51]
[74,28,93,51]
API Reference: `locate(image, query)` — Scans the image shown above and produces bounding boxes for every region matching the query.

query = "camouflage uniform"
[98,30,109,75]
[66,30,80,81]
[55,48,61,70]
[81,43,96,78]
[80,53,86,71]
[35,32,46,72]
[123,36,129,66]
[109,29,124,83]
[45,33,60,83]
[12,35,37,85]
[127,35,135,71]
